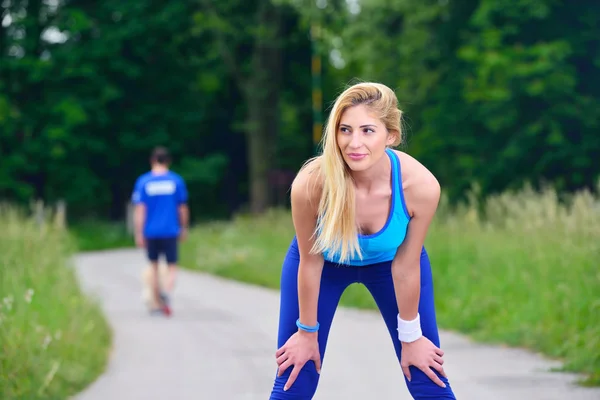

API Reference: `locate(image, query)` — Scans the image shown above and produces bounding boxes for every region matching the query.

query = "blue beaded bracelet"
[296,319,320,333]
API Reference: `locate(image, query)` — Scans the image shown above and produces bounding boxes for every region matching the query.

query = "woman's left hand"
[400,336,447,387]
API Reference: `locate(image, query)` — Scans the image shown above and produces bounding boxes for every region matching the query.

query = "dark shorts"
[146,237,178,264]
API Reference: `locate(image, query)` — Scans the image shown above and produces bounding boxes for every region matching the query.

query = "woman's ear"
[387,129,400,146]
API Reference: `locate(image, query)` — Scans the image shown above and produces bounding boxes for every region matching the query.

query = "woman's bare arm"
[391,152,447,387]
[392,153,441,327]
[290,164,325,331]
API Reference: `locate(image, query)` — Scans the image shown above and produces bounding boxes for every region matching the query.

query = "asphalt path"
[71,249,600,400]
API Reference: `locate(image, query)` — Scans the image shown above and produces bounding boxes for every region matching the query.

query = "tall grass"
[180,184,600,386]
[429,184,600,385]
[0,205,112,400]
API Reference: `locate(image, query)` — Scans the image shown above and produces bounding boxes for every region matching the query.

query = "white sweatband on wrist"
[397,313,423,343]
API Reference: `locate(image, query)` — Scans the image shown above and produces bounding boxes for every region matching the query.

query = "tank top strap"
[386,148,399,199]
[387,148,411,220]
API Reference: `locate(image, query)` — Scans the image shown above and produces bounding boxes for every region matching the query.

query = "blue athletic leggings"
[269,237,456,399]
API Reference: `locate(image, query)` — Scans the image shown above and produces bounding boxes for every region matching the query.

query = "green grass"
[68,220,134,252]
[180,185,600,386]
[0,206,112,400]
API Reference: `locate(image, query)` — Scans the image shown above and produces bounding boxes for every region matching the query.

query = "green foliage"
[289,0,600,202]
[1,0,313,220]
[178,153,229,187]
[0,206,111,399]
[1,0,236,219]
[180,185,600,386]
[449,0,600,196]
[2,0,599,219]
[68,220,134,252]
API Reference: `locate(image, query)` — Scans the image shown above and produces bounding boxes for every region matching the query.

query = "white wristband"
[397,313,423,343]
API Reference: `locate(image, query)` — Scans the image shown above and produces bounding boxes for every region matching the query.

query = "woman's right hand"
[275,330,321,391]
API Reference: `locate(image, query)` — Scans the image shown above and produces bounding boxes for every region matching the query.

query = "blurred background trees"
[1,0,599,223]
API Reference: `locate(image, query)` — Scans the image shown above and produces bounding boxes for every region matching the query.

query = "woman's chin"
[344,156,371,172]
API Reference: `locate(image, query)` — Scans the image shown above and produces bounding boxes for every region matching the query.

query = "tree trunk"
[245,108,271,214]
[243,0,283,214]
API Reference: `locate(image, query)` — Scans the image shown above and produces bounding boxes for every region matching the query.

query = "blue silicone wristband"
[296,319,320,333]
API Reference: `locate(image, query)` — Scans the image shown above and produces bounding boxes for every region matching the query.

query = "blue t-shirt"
[131,171,188,239]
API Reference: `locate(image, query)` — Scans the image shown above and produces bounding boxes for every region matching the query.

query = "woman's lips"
[347,153,367,161]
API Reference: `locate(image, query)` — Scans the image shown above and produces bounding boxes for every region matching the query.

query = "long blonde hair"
[303,82,403,263]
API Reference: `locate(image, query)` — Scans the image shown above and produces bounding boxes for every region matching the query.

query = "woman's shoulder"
[391,149,439,186]
[390,149,440,215]
[290,156,324,209]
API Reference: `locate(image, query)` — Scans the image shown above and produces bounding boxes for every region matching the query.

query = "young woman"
[269,82,456,399]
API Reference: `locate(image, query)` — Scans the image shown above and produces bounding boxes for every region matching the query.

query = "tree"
[194,0,287,214]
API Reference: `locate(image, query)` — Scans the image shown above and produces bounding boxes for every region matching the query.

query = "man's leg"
[361,248,456,399]
[145,238,162,310]
[164,236,179,293]
[157,237,179,311]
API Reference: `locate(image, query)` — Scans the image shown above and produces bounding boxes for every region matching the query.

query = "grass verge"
[0,206,112,400]
[180,185,600,386]
[68,220,134,252]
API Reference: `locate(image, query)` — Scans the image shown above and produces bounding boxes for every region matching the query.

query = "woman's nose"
[349,133,362,148]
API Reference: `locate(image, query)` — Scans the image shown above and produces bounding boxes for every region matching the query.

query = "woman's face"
[336,104,395,172]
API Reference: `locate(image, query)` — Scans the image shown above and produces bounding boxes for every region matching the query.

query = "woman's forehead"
[340,105,380,125]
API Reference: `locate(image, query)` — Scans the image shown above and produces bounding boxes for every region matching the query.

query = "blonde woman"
[269,82,456,399]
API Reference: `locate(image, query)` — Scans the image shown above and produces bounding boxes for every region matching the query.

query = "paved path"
[72,249,600,400]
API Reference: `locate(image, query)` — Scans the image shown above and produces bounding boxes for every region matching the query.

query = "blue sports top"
[131,171,188,239]
[322,148,411,266]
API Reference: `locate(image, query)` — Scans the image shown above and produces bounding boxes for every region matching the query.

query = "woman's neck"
[350,152,391,193]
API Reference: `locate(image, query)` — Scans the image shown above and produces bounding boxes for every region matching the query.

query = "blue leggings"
[269,237,456,399]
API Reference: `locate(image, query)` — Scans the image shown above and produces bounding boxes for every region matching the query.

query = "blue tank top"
[322,148,411,266]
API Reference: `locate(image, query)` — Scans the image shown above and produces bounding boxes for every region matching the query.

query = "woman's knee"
[269,363,320,400]
[405,366,456,399]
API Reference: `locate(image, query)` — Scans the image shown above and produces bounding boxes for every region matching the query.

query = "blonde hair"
[304,82,403,263]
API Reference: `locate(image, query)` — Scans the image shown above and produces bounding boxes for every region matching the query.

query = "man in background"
[131,146,189,316]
